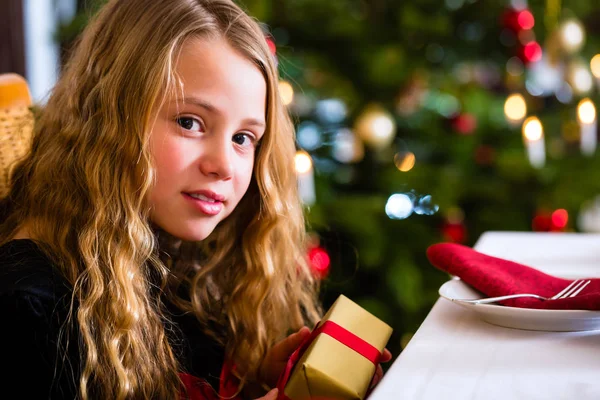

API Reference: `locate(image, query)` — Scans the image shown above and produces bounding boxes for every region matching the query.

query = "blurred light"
[308,247,330,276]
[294,150,312,174]
[315,98,347,124]
[525,80,544,96]
[414,195,439,215]
[590,54,600,78]
[445,0,464,10]
[510,0,528,10]
[290,93,314,117]
[266,37,277,55]
[523,41,542,63]
[560,20,585,53]
[522,116,543,141]
[297,121,322,151]
[506,56,524,76]
[453,63,472,83]
[555,83,572,104]
[504,93,527,122]
[526,58,563,97]
[385,194,414,220]
[577,98,596,124]
[459,22,484,42]
[332,128,364,163]
[517,29,535,45]
[517,10,535,30]
[355,107,396,149]
[426,43,445,63]
[373,116,393,136]
[552,209,569,229]
[394,151,416,172]
[436,94,461,117]
[279,80,294,106]
[571,66,593,94]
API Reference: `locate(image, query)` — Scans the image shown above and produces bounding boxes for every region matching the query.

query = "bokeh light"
[552,209,569,229]
[315,98,347,124]
[522,41,542,63]
[571,65,593,94]
[294,150,312,174]
[522,116,543,141]
[517,10,535,30]
[560,19,585,53]
[504,93,527,122]
[297,121,322,151]
[590,54,600,78]
[385,194,414,220]
[279,80,294,106]
[394,152,416,172]
[577,99,596,124]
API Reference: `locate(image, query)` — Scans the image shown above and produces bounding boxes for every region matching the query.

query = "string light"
[570,65,593,94]
[591,54,600,78]
[522,116,545,168]
[294,150,312,174]
[577,99,596,124]
[385,194,414,220]
[279,80,294,106]
[522,116,543,141]
[560,20,585,53]
[394,152,416,172]
[504,93,527,123]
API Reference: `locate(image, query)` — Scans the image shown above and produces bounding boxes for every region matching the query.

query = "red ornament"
[441,222,467,243]
[502,8,535,32]
[451,113,478,135]
[308,247,330,279]
[532,208,569,232]
[516,10,535,30]
[266,37,277,56]
[551,209,569,230]
[520,41,542,64]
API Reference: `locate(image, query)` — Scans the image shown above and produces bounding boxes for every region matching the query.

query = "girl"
[0,0,322,398]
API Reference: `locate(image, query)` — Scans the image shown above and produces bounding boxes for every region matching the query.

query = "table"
[369,231,600,400]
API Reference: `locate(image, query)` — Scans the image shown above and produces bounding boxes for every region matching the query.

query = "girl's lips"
[183,193,224,216]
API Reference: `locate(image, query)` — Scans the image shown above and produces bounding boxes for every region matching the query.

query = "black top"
[0,239,225,399]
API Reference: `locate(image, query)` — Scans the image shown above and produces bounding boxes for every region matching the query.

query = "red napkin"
[427,243,600,310]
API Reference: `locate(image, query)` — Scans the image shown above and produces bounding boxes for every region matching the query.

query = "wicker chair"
[0,73,34,198]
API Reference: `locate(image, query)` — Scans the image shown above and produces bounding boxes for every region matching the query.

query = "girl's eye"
[232,133,256,148]
[176,117,203,132]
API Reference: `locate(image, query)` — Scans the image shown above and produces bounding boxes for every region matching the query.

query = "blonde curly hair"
[0,0,321,398]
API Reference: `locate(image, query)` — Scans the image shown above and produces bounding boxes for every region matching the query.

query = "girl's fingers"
[257,388,279,400]
[381,348,392,363]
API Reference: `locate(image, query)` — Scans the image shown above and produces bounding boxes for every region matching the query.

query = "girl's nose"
[199,137,233,180]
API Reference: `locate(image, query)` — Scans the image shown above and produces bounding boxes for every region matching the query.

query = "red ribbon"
[275,320,381,400]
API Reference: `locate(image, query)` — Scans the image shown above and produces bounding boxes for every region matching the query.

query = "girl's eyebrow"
[182,96,266,129]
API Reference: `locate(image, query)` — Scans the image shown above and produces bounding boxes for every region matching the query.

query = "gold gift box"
[284,295,393,400]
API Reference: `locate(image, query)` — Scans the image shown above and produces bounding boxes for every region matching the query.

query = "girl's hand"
[259,326,311,388]
[255,388,279,400]
[369,348,393,391]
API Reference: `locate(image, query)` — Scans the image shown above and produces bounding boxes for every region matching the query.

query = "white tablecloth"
[369,231,600,400]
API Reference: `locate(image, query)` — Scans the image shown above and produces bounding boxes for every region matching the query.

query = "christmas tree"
[60,0,600,362]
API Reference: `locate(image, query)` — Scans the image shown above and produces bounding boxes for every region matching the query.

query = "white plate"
[439,278,600,332]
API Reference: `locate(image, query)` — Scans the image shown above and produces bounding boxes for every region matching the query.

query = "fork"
[453,279,592,305]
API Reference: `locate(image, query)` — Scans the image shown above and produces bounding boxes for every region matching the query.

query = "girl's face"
[149,36,267,241]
